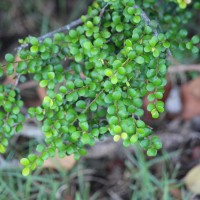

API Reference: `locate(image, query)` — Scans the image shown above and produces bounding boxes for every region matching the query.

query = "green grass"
[125,147,190,200]
[0,146,192,200]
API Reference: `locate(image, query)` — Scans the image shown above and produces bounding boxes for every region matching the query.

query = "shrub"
[0,0,199,175]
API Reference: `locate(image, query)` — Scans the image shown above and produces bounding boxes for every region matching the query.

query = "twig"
[100,3,109,18]
[107,190,124,200]
[18,80,38,90]
[168,64,200,73]
[134,4,172,57]
[134,5,158,37]
[16,18,83,51]
[14,74,21,86]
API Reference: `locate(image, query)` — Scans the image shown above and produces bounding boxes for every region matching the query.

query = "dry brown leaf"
[43,154,76,170]
[184,165,200,194]
[169,184,182,200]
[181,77,200,120]
[36,86,47,103]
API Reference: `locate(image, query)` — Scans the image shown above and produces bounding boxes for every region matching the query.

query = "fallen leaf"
[43,153,76,170]
[184,165,200,194]
[181,77,200,120]
[169,185,182,200]
[165,86,182,114]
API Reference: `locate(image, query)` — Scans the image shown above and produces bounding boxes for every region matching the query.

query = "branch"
[100,3,109,18]
[134,4,172,57]
[16,18,83,52]
[168,64,200,73]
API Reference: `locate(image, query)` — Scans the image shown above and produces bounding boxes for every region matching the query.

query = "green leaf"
[116,24,124,32]
[163,41,170,48]
[55,94,63,102]
[135,56,144,64]
[0,144,6,153]
[113,60,122,68]
[83,41,92,49]
[79,122,89,131]
[76,100,87,109]
[30,37,38,45]
[40,80,48,88]
[147,103,155,112]
[155,92,163,99]
[111,76,118,84]
[113,135,121,142]
[130,135,138,144]
[81,133,90,144]
[136,120,145,128]
[149,36,158,47]
[107,105,116,115]
[90,103,97,111]
[74,79,83,87]
[112,91,121,100]
[113,125,122,134]
[47,72,55,80]
[153,49,160,58]
[147,148,157,156]
[191,35,200,44]
[133,98,143,107]
[118,67,126,75]
[30,45,38,53]
[0,93,4,102]
[13,106,20,114]
[133,15,141,23]
[140,139,149,150]
[127,7,134,15]
[156,105,165,113]
[66,81,75,90]
[151,136,162,149]
[16,123,23,132]
[146,83,155,92]
[43,96,53,107]
[22,167,30,176]
[104,69,113,77]
[5,53,14,62]
[36,144,45,152]
[151,109,159,119]
[121,132,128,140]
[128,88,137,98]
[20,158,30,166]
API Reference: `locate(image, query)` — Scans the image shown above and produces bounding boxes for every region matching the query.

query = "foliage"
[0,0,200,175]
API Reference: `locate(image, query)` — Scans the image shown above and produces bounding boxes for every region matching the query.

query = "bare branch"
[16,18,83,52]
[168,64,200,73]
[100,3,109,18]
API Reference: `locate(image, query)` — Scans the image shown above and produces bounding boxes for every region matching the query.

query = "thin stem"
[100,3,109,18]
[71,89,104,124]
[134,4,172,57]
[82,89,104,114]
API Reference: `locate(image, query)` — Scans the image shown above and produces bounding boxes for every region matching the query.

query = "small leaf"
[22,167,30,176]
[40,80,48,88]
[135,56,144,64]
[113,135,121,142]
[147,148,157,156]
[20,158,30,166]
[5,53,14,62]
